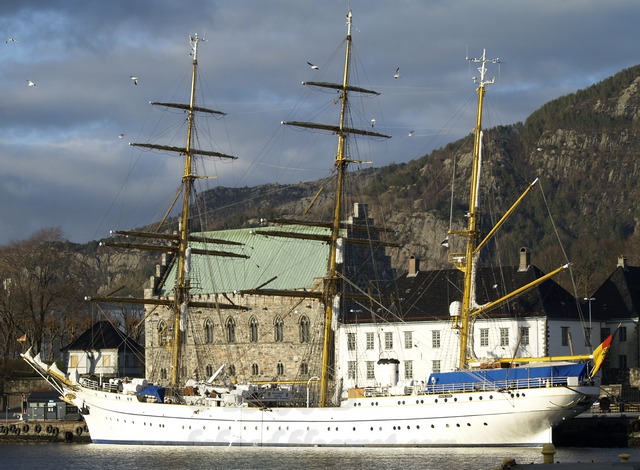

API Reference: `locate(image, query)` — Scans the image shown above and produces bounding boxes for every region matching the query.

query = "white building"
[336,249,595,390]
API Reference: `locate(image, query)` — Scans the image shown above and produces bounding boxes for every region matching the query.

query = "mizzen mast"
[454,49,498,370]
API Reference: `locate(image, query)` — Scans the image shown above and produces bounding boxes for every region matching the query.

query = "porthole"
[467,423,471,426]
[489,395,493,399]
[416,425,420,429]
[435,399,439,403]
[456,423,460,427]
[446,424,450,428]
[454,398,457,402]
[444,398,448,403]
[483,422,488,426]
[469,397,473,401]
[431,424,435,428]
[353,427,356,431]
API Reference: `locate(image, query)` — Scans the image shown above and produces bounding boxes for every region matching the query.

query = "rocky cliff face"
[93,64,640,295]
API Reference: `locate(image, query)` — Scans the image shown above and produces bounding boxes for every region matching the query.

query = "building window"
[274,316,284,343]
[70,354,79,368]
[619,355,628,369]
[205,364,213,377]
[228,365,236,377]
[299,315,310,343]
[584,327,592,347]
[299,362,308,375]
[366,361,375,379]
[480,328,489,347]
[100,355,111,368]
[366,332,374,350]
[249,316,259,343]
[500,328,509,347]
[384,332,393,350]
[619,327,627,342]
[521,327,530,346]
[347,333,356,351]
[251,363,259,376]
[204,318,214,344]
[404,331,413,349]
[405,360,413,380]
[225,317,236,343]
[348,361,356,379]
[561,327,569,346]
[276,361,285,376]
[432,360,441,373]
[432,330,441,348]
[158,320,169,347]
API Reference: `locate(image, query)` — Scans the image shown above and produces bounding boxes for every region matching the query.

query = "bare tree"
[0,228,84,359]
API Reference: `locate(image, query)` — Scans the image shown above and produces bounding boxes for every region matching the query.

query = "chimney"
[408,256,419,277]
[618,255,628,270]
[518,247,530,272]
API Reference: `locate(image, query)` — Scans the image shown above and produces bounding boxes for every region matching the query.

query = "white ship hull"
[63,382,597,446]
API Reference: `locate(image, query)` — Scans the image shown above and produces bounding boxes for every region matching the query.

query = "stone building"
[144,203,396,388]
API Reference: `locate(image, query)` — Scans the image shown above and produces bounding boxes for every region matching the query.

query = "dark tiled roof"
[345,263,578,323]
[593,265,640,321]
[28,390,62,402]
[61,321,143,354]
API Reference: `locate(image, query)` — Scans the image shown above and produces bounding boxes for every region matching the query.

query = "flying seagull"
[370,118,376,128]
[394,67,400,79]
[408,130,414,137]
[5,37,17,43]
[26,80,36,87]
[119,133,125,139]
[130,75,139,85]
[307,62,319,70]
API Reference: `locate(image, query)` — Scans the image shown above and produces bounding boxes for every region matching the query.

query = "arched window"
[228,364,236,377]
[299,315,310,343]
[249,316,259,343]
[276,361,284,376]
[226,317,236,343]
[299,362,308,375]
[274,316,284,343]
[204,318,214,344]
[158,320,169,347]
[251,363,259,376]
[160,368,167,379]
[205,364,213,378]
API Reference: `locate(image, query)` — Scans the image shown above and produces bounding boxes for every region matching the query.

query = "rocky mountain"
[176,64,640,296]
[77,64,640,298]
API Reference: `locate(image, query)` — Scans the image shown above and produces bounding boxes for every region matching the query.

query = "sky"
[0,0,638,245]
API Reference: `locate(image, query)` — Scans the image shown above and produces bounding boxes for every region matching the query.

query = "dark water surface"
[1,443,638,470]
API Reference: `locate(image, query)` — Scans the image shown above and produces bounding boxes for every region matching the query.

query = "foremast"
[282,11,390,406]
[93,34,241,389]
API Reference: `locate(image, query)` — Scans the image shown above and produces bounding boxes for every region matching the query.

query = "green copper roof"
[160,225,330,295]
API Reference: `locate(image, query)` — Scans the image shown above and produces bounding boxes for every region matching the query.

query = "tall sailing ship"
[23,12,604,446]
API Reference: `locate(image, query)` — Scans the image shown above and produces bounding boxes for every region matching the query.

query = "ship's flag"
[589,323,621,378]
[16,334,27,343]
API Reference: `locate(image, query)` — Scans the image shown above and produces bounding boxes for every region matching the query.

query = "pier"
[0,419,90,443]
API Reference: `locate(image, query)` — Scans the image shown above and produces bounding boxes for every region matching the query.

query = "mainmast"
[456,49,497,370]
[282,11,390,406]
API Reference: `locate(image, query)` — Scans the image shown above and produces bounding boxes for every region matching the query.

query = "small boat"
[22,12,605,447]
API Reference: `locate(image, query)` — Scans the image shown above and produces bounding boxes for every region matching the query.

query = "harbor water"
[1,444,638,469]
